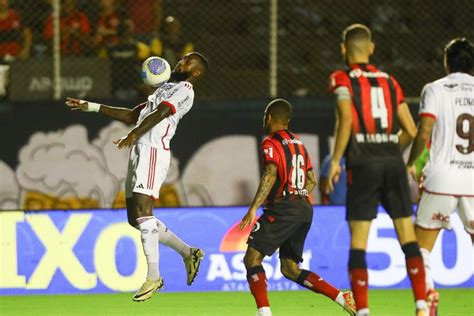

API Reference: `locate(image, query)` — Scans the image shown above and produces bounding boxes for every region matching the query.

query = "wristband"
[85,101,101,112]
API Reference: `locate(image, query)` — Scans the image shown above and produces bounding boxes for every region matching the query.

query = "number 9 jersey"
[419,72,474,196]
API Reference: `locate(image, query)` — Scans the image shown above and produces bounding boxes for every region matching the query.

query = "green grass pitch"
[1,289,472,316]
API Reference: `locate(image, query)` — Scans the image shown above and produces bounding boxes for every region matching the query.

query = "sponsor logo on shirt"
[349,68,389,79]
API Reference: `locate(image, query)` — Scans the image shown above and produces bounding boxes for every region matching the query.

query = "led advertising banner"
[1,206,472,295]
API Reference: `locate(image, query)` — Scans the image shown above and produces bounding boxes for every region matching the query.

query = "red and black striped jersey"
[329,63,405,166]
[261,129,313,221]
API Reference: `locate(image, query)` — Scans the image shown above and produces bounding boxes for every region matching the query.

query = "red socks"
[402,242,427,302]
[349,249,369,310]
[296,270,340,300]
[247,266,270,308]
[349,267,369,310]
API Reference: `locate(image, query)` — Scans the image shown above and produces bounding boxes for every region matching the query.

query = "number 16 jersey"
[261,130,313,222]
[419,72,474,196]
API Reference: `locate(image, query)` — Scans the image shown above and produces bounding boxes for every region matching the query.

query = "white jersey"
[136,81,194,149]
[419,72,474,196]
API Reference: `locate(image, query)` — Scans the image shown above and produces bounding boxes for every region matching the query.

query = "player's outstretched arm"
[239,163,277,230]
[65,97,142,125]
[114,102,172,149]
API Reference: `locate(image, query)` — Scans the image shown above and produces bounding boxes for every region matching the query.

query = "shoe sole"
[187,249,205,286]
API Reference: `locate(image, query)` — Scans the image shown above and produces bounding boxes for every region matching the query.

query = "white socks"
[335,292,345,306]
[137,216,160,280]
[420,248,434,290]
[356,308,369,316]
[257,306,272,315]
[155,218,191,258]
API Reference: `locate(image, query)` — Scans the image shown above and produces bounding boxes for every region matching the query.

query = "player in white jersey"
[65,52,209,302]
[407,38,474,316]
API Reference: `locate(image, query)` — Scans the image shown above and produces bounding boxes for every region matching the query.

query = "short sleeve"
[161,83,194,116]
[419,84,437,120]
[329,70,351,94]
[390,76,405,105]
[262,138,280,166]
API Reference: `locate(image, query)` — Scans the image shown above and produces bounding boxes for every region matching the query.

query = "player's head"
[264,99,292,133]
[169,52,209,83]
[341,24,374,65]
[444,37,474,74]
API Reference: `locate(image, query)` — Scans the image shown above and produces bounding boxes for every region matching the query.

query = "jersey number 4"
[371,87,389,129]
[291,154,305,189]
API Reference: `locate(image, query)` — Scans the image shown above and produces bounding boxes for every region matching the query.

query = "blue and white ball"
[141,56,171,87]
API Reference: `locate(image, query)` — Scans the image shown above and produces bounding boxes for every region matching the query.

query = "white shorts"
[125,143,170,199]
[415,192,474,234]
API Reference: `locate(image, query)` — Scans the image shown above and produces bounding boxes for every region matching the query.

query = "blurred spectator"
[150,16,193,66]
[43,0,92,56]
[121,0,161,39]
[105,19,150,100]
[14,0,50,58]
[0,0,32,60]
[94,0,125,57]
[319,154,347,205]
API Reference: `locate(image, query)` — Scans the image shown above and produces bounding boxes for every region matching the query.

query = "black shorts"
[346,159,412,221]
[247,213,311,263]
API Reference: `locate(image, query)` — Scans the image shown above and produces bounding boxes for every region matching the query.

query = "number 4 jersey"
[419,72,474,196]
[329,63,405,167]
[261,130,313,222]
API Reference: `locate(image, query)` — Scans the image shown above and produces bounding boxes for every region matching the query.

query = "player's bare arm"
[65,97,143,125]
[397,102,417,138]
[305,169,317,193]
[114,102,173,149]
[406,116,435,180]
[238,163,277,231]
[398,130,414,150]
[326,98,352,194]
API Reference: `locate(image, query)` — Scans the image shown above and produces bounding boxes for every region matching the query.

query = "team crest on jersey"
[251,222,261,233]
[443,83,459,91]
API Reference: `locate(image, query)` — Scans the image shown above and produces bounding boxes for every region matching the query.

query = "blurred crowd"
[0,0,471,100]
[0,0,194,99]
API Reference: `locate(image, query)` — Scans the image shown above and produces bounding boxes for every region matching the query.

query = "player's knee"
[243,252,256,269]
[280,260,300,281]
[280,265,295,280]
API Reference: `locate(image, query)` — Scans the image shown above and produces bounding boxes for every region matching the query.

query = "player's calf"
[402,242,428,312]
[348,249,369,314]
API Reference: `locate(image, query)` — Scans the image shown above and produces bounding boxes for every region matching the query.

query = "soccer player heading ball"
[239,99,357,316]
[65,52,209,302]
[326,24,429,316]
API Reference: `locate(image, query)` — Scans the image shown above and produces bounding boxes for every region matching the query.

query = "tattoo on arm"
[305,170,317,193]
[249,164,277,209]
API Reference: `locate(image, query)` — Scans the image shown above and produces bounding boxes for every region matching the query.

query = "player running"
[65,52,208,302]
[406,37,474,316]
[325,24,428,316]
[239,99,356,316]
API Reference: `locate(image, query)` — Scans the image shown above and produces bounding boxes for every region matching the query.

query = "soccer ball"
[141,56,171,87]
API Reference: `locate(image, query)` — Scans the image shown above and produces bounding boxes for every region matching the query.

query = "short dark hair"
[342,23,372,43]
[266,99,292,123]
[190,52,209,71]
[445,37,474,74]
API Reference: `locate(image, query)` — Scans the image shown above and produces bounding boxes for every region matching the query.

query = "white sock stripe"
[136,216,155,225]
